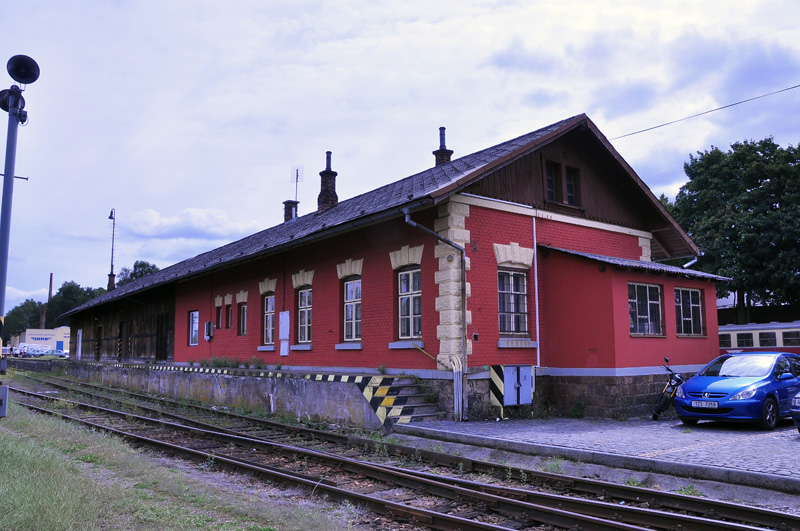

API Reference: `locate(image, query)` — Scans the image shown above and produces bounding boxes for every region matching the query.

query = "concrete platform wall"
[10,360,384,429]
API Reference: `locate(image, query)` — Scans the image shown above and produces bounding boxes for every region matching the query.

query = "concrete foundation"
[12,360,384,430]
[8,359,670,424]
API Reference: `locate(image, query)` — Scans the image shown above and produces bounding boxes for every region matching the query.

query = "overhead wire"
[610,83,800,140]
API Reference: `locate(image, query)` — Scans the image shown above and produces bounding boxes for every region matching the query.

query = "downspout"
[533,217,541,367]
[682,251,704,269]
[403,208,467,421]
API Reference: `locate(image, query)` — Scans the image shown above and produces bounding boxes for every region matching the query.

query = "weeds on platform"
[676,484,705,497]
[540,457,565,475]
[625,477,643,487]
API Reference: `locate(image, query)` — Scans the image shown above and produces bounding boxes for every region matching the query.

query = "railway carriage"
[718,322,800,355]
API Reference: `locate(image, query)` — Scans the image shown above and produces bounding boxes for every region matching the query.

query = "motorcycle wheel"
[651,395,670,420]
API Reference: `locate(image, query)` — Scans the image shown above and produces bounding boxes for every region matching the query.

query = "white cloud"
[0,0,799,309]
[128,208,262,240]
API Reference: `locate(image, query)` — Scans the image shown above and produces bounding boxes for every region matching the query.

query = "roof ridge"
[65,115,591,315]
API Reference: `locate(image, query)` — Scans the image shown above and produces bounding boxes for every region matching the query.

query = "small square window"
[719,333,731,348]
[629,282,663,336]
[759,332,776,347]
[783,331,800,346]
[736,333,753,348]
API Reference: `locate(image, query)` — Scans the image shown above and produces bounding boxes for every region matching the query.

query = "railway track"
[9,374,800,531]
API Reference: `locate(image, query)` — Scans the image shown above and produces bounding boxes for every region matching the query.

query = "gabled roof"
[66,114,699,316]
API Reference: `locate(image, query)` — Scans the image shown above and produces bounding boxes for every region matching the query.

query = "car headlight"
[675,385,685,399]
[793,396,800,408]
[730,386,757,401]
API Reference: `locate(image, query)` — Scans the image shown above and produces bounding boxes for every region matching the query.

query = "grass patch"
[0,400,364,530]
[676,484,705,497]
[540,457,565,474]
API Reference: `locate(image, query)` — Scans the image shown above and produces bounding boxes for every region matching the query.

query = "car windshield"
[700,355,775,377]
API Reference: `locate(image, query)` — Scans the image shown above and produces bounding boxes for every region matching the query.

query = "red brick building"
[66,114,724,418]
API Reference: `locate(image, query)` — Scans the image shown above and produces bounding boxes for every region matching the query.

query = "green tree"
[673,138,800,321]
[3,299,43,343]
[44,281,105,329]
[117,260,160,287]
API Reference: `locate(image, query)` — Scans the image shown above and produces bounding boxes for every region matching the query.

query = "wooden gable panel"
[462,136,651,231]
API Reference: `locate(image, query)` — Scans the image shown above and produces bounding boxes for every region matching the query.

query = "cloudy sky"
[0,1,798,311]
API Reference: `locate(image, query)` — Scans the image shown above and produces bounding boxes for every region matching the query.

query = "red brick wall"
[538,248,719,369]
[464,206,643,368]
[535,216,643,260]
[174,201,718,373]
[464,207,536,367]
[174,214,441,370]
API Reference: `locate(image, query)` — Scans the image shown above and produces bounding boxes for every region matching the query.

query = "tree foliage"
[673,138,800,315]
[2,281,104,343]
[117,260,160,287]
[4,299,44,340]
[44,281,106,330]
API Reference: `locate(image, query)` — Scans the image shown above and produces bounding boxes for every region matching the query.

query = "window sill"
[335,342,363,350]
[676,334,708,339]
[629,334,666,338]
[389,340,424,350]
[290,344,312,351]
[257,345,275,352]
[498,337,538,349]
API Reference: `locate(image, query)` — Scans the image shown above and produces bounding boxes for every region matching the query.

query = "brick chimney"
[317,151,338,212]
[283,200,299,222]
[432,126,453,166]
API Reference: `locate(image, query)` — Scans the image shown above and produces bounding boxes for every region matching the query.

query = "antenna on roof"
[290,166,304,201]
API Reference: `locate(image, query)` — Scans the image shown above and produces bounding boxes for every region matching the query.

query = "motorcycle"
[651,357,684,420]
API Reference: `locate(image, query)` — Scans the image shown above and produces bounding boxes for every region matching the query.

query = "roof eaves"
[582,120,700,258]
[63,196,435,317]
[542,246,729,282]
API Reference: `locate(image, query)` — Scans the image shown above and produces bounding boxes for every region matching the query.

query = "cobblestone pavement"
[394,416,800,491]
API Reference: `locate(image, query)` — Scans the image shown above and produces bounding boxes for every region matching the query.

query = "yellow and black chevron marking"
[81,362,418,425]
[489,365,505,406]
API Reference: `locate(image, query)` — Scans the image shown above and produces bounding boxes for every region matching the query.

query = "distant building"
[64,115,725,417]
[12,326,70,352]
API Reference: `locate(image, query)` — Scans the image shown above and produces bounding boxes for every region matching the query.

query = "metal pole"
[0,86,22,319]
[107,209,116,291]
[109,209,115,276]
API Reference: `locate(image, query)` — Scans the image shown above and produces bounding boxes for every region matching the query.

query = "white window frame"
[398,268,421,339]
[498,270,529,335]
[238,303,247,336]
[188,310,199,346]
[674,287,704,336]
[628,282,663,336]
[298,287,312,343]
[263,293,275,345]
[343,277,361,341]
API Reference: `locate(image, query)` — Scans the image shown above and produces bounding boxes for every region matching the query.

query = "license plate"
[692,400,718,409]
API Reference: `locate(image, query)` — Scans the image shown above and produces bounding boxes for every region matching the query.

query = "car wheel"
[680,418,698,426]
[758,397,778,430]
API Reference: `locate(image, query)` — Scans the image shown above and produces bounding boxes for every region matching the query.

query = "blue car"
[791,392,800,434]
[674,352,800,430]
